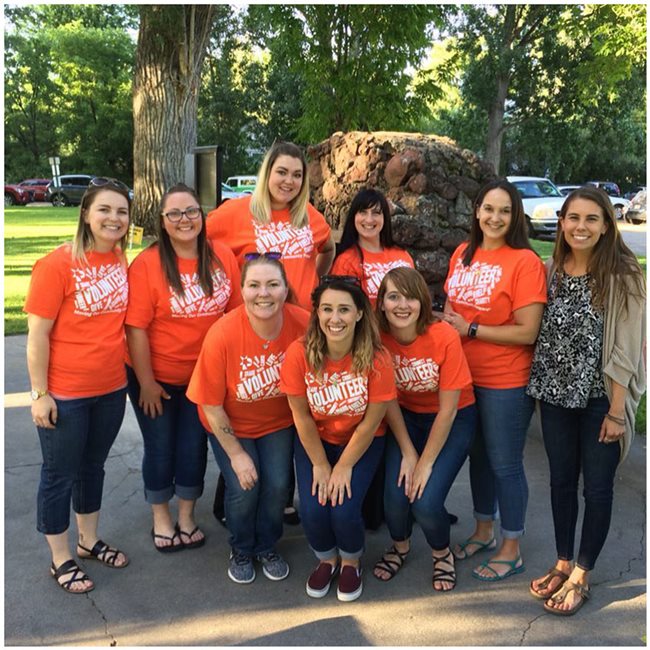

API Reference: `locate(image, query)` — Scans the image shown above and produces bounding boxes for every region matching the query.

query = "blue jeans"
[469,385,534,538]
[127,366,207,504]
[36,387,127,535]
[539,396,619,571]
[384,404,477,550]
[294,434,385,560]
[209,427,294,556]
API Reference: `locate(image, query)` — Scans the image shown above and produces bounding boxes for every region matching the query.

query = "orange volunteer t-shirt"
[280,341,397,446]
[206,196,331,309]
[125,242,241,385]
[331,246,414,306]
[24,244,128,398]
[381,321,474,414]
[186,303,309,438]
[444,243,547,389]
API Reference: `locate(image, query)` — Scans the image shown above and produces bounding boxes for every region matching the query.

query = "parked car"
[224,175,256,194]
[47,175,133,206]
[556,184,629,219]
[17,178,51,202]
[624,186,646,201]
[586,181,621,197]
[220,183,247,203]
[4,183,31,206]
[625,190,646,224]
[507,176,564,238]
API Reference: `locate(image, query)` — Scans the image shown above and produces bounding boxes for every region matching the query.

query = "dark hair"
[73,184,131,261]
[462,179,534,266]
[553,186,645,313]
[240,255,297,305]
[376,267,434,336]
[156,184,220,298]
[305,278,382,376]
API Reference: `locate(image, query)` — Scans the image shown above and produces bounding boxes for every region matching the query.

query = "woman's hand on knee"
[312,463,332,505]
[231,451,258,490]
[328,463,352,506]
[408,460,433,503]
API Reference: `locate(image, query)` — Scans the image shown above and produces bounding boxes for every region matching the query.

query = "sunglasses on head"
[244,251,282,262]
[90,177,130,193]
[319,274,361,288]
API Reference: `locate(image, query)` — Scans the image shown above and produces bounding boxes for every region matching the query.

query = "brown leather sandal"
[543,580,590,616]
[529,566,570,600]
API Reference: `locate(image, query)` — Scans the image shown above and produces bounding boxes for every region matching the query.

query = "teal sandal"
[453,536,496,560]
[472,556,524,581]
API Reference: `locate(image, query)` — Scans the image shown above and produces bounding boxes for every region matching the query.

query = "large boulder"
[307,131,496,299]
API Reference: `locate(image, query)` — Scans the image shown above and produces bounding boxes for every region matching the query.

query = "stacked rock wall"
[307,131,496,298]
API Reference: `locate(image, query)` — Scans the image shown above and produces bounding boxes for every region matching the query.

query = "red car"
[18,178,51,202]
[4,183,31,206]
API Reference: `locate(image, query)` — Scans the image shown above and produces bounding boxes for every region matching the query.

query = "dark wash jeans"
[539,396,619,571]
[127,366,207,504]
[294,433,385,560]
[36,387,127,535]
[383,404,477,550]
[209,427,294,556]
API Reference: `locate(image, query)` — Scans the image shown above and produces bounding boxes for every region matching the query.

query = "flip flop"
[177,524,206,549]
[77,539,129,568]
[453,536,497,560]
[151,527,183,553]
[529,567,570,600]
[472,556,525,582]
[543,580,590,616]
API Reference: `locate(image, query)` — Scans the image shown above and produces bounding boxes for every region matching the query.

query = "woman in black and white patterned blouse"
[527,185,645,616]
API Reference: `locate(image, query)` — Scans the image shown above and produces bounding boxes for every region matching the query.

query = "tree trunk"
[484,74,510,174]
[132,6,214,233]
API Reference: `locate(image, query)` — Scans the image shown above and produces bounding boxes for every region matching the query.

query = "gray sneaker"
[257,551,290,581]
[228,551,255,584]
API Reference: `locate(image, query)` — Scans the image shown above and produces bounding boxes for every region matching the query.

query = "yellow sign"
[128,225,144,248]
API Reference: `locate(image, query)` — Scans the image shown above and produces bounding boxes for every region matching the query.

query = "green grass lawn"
[5,207,645,433]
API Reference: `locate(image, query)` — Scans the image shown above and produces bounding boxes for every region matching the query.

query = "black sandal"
[50,559,94,594]
[177,524,206,550]
[77,539,129,568]
[373,544,409,582]
[151,527,183,553]
[432,549,456,592]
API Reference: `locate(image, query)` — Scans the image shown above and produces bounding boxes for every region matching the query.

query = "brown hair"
[553,186,645,313]
[305,278,382,377]
[241,255,297,305]
[376,267,434,336]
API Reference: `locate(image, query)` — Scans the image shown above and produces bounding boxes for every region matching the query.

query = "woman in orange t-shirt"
[280,276,396,602]
[371,267,476,592]
[187,254,309,585]
[443,179,547,582]
[25,179,132,594]
[126,184,241,554]
[331,188,414,307]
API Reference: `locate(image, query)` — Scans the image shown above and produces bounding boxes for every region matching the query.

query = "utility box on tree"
[184,145,224,212]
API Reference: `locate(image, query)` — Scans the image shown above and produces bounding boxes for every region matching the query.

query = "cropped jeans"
[294,434,385,561]
[384,404,477,550]
[539,396,619,571]
[126,366,207,504]
[36,387,127,535]
[209,426,294,557]
[469,385,535,539]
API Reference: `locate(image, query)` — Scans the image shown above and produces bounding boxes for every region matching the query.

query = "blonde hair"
[305,278,382,377]
[72,185,131,264]
[249,142,310,228]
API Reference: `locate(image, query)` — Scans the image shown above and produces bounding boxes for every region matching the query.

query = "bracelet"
[605,413,625,425]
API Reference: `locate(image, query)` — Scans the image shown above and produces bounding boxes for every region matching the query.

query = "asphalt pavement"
[4,334,646,646]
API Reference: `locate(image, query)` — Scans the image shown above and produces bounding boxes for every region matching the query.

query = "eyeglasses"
[244,251,282,261]
[162,207,202,223]
[90,177,130,193]
[319,274,361,287]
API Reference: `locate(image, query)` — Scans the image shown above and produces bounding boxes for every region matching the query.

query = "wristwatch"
[30,389,48,401]
[467,322,479,338]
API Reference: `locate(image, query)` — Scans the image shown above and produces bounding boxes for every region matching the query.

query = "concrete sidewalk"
[4,334,646,646]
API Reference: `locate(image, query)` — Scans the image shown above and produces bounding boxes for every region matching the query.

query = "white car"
[556,184,630,219]
[507,176,564,239]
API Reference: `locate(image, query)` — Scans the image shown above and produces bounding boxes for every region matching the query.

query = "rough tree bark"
[132,5,215,232]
